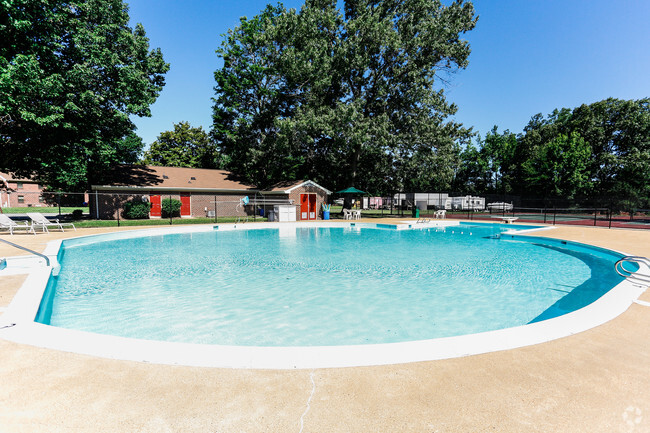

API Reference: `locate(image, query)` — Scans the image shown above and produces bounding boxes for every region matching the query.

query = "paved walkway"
[1,222,649,432]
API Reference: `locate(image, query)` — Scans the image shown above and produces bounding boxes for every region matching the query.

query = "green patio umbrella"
[335,187,367,194]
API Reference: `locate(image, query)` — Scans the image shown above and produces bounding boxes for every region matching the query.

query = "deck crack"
[298,370,316,433]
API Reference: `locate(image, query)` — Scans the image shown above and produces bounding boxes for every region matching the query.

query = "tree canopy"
[454,98,650,209]
[0,0,169,190]
[212,0,477,191]
[142,122,219,168]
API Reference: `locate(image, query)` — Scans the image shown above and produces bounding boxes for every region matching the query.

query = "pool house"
[90,165,330,221]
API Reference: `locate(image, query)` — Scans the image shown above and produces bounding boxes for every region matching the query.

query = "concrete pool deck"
[1,221,649,432]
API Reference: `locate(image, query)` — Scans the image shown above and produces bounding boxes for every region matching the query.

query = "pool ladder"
[615,256,650,285]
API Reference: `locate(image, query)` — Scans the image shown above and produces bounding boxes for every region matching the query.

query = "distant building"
[0,172,45,208]
[89,165,331,220]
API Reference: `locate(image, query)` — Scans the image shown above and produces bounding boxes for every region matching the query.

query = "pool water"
[36,224,625,346]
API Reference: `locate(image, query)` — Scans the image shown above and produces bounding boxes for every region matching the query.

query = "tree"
[522,132,592,202]
[0,0,169,190]
[519,99,650,208]
[212,0,476,192]
[142,122,219,168]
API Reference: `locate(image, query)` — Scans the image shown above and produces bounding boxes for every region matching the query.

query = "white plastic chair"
[0,214,36,235]
[27,212,76,233]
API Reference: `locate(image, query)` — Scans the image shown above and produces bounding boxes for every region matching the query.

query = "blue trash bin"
[259,208,265,217]
[323,210,330,220]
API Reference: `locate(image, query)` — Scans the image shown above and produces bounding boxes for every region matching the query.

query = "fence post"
[169,195,173,225]
[57,191,61,217]
[543,208,547,224]
[608,208,612,229]
[593,208,597,226]
[214,195,217,223]
[553,207,556,225]
[117,200,120,227]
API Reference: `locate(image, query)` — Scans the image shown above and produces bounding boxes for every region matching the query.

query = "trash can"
[323,210,330,220]
[267,210,275,222]
[259,208,265,217]
[412,208,419,218]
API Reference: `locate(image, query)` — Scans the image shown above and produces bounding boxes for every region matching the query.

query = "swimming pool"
[37,222,623,344]
[2,221,645,368]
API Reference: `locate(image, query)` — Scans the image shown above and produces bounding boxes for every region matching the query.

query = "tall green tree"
[519,99,650,208]
[0,0,169,190]
[212,0,476,192]
[522,132,592,202]
[142,122,219,168]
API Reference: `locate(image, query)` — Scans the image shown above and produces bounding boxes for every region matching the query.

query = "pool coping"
[0,221,647,369]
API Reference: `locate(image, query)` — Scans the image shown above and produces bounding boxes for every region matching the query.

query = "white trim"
[282,180,332,195]
[0,222,645,369]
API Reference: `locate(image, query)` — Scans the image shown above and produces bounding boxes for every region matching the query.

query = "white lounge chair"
[0,214,36,235]
[27,212,76,233]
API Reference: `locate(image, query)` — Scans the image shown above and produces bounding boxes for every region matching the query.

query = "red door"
[150,194,161,217]
[180,193,191,216]
[300,194,309,220]
[308,193,317,220]
[300,194,317,220]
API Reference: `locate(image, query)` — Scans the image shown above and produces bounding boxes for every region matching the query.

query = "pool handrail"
[615,256,650,284]
[0,238,51,267]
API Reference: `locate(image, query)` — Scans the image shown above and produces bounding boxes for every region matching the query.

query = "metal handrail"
[615,256,650,284]
[0,238,51,267]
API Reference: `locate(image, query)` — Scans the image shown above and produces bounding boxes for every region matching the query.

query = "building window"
[17,182,23,189]
[18,195,25,203]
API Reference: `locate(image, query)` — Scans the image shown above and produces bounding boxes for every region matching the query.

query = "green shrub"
[161,198,182,218]
[123,200,151,219]
[71,209,83,220]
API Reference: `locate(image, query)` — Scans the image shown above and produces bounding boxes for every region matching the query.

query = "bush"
[123,200,151,219]
[161,198,182,218]
[71,209,83,220]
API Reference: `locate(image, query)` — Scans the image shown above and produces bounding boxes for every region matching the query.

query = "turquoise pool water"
[36,223,625,346]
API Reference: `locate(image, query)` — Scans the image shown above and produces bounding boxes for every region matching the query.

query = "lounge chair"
[0,214,36,235]
[27,212,76,233]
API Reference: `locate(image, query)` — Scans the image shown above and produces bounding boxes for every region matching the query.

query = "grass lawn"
[1,206,88,215]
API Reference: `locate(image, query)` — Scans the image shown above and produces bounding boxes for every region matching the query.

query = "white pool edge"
[1,221,647,370]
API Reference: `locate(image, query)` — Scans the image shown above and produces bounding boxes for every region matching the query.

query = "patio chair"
[0,214,36,235]
[27,212,76,233]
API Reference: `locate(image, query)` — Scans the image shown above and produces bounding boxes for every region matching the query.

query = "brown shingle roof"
[91,165,257,192]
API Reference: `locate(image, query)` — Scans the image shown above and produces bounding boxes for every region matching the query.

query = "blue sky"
[128,0,650,146]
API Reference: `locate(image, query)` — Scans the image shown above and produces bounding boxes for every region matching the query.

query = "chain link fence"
[0,190,271,227]
[328,191,650,230]
[1,189,649,230]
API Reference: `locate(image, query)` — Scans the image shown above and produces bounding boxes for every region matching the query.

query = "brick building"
[0,172,45,208]
[89,165,331,220]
